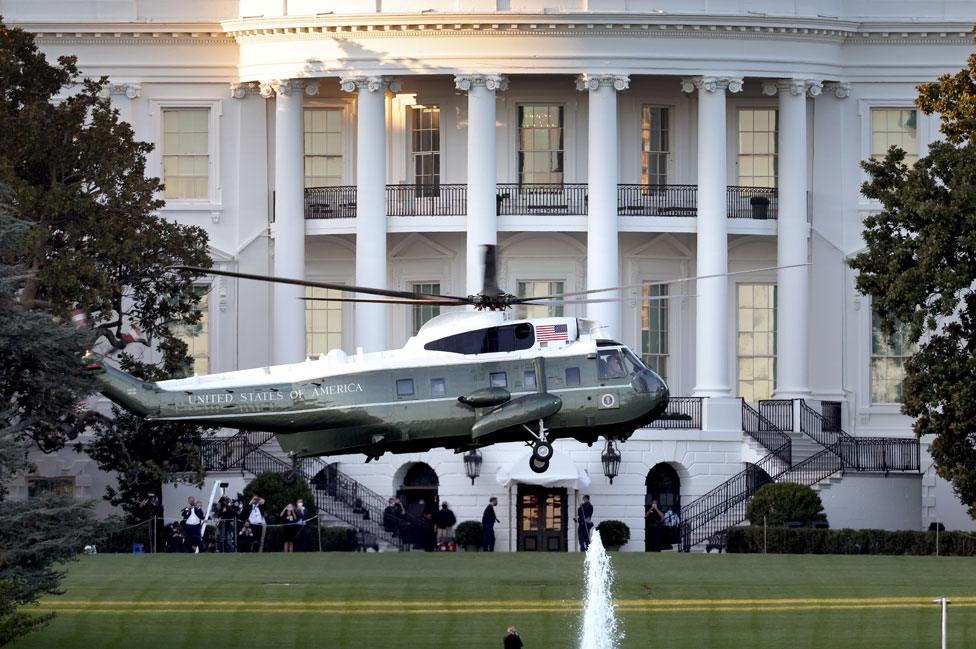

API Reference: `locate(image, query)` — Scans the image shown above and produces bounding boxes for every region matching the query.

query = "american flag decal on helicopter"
[535,324,568,342]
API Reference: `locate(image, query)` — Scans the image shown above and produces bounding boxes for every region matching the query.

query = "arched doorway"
[645,463,681,551]
[396,462,439,519]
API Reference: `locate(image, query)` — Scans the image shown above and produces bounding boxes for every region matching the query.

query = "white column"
[766,78,820,398]
[455,74,508,296]
[683,76,742,398]
[341,76,400,352]
[263,79,306,365]
[577,73,629,340]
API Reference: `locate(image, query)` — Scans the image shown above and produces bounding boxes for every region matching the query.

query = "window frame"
[27,476,75,499]
[489,372,508,388]
[735,282,777,402]
[869,306,912,405]
[516,279,565,320]
[304,106,346,188]
[150,99,222,211]
[640,282,669,382]
[396,378,415,398]
[305,281,347,357]
[640,105,671,186]
[411,281,442,335]
[857,98,927,210]
[409,104,442,193]
[170,283,212,376]
[430,377,446,397]
[516,103,566,186]
[736,107,778,188]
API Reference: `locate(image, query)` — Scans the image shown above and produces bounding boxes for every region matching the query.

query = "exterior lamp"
[463,449,482,485]
[602,441,622,484]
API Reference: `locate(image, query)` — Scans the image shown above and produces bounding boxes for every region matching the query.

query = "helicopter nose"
[632,369,666,396]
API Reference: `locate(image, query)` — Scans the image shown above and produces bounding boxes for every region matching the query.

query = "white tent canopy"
[496,450,592,490]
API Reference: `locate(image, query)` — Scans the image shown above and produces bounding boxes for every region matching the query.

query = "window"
[598,349,629,380]
[489,372,508,388]
[304,108,343,188]
[871,308,912,403]
[305,286,342,357]
[641,106,670,186]
[412,282,441,335]
[27,476,75,499]
[518,105,564,185]
[411,105,440,193]
[396,379,415,397]
[871,108,918,165]
[737,109,777,188]
[162,108,209,199]
[424,323,535,355]
[565,367,581,386]
[430,378,446,397]
[516,280,564,320]
[737,284,776,402]
[641,283,668,381]
[524,370,537,390]
[172,287,209,376]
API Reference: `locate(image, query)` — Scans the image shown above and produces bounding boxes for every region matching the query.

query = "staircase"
[200,434,416,551]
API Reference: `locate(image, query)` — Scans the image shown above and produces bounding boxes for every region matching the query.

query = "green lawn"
[10,553,976,649]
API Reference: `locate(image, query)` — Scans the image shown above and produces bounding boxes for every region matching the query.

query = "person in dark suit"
[504,625,523,649]
[482,496,500,552]
[577,494,594,551]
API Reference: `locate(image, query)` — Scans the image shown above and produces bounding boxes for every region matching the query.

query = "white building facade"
[5,0,976,549]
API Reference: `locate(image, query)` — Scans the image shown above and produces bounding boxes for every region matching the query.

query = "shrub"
[320,526,358,551]
[595,520,630,548]
[455,521,483,549]
[726,527,976,556]
[745,482,827,527]
[240,471,315,525]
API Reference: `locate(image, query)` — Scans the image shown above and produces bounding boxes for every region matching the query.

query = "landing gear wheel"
[529,457,550,474]
[531,441,553,462]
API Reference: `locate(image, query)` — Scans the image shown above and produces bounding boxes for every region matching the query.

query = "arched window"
[397,462,439,517]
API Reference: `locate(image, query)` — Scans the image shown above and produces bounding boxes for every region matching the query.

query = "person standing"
[577,494,594,552]
[434,501,457,551]
[503,626,523,649]
[482,496,500,552]
[645,500,664,552]
[181,496,204,554]
[246,495,266,552]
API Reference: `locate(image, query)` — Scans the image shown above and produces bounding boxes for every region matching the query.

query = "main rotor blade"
[522,294,696,305]
[300,296,469,306]
[172,266,469,303]
[513,263,812,301]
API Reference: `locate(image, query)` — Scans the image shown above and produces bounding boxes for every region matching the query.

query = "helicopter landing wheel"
[531,441,553,463]
[529,457,550,474]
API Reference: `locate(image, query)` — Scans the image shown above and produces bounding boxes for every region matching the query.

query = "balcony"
[303,184,778,220]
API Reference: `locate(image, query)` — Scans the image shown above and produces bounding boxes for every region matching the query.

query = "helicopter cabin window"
[490,372,508,388]
[565,367,581,387]
[598,349,629,380]
[430,378,446,397]
[423,323,534,355]
[171,286,209,376]
[396,379,415,398]
[524,370,537,390]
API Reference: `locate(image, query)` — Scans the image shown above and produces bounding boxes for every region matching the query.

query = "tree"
[850,42,976,518]
[745,483,827,527]
[241,471,315,525]
[0,20,213,514]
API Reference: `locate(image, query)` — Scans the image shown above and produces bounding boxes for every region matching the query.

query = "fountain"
[578,530,623,649]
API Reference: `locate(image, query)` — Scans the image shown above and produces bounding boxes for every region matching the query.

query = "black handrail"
[727,185,778,219]
[304,186,357,219]
[496,183,588,215]
[200,431,276,472]
[617,184,697,216]
[386,183,467,216]
[799,399,858,464]
[647,397,703,429]
[742,401,792,467]
[759,399,793,432]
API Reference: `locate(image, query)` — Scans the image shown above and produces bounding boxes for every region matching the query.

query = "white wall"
[818,473,921,530]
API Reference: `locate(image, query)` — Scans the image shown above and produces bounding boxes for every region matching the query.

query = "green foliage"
[849,37,976,518]
[745,483,827,527]
[595,520,631,548]
[454,520,483,548]
[726,526,976,556]
[0,497,95,645]
[240,471,315,525]
[320,527,358,552]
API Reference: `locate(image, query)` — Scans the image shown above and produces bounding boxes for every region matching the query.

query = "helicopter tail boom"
[84,355,161,417]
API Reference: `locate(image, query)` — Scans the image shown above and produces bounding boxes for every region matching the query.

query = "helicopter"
[85,246,671,474]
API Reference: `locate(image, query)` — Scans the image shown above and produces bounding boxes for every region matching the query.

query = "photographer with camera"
[214,496,242,553]
[245,495,266,552]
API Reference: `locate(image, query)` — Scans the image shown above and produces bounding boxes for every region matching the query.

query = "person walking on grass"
[504,625,523,649]
[482,496,500,552]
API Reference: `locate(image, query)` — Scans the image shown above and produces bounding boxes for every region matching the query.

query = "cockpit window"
[598,349,630,379]
[424,323,535,355]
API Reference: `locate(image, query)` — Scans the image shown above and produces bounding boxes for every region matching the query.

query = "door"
[645,463,681,551]
[517,485,568,552]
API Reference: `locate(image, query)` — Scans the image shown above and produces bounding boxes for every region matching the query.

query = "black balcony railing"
[617,184,698,216]
[728,185,779,219]
[758,399,794,432]
[742,401,792,468]
[304,186,357,219]
[647,396,703,429]
[386,184,467,216]
[496,183,588,215]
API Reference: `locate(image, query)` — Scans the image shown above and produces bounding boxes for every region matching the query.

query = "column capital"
[575,73,630,92]
[108,82,141,100]
[229,82,262,99]
[258,79,307,98]
[339,75,402,94]
[680,76,743,94]
[762,79,824,98]
[454,74,509,92]
[825,81,851,99]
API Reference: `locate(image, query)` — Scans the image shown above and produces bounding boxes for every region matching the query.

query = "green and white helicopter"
[87,246,670,474]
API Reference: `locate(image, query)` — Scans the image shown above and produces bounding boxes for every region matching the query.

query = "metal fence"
[647,396,703,429]
[617,184,698,216]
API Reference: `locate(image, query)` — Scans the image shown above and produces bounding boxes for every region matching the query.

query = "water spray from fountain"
[579,529,623,649]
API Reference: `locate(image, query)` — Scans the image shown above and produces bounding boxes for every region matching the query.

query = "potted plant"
[595,520,630,551]
[455,520,483,551]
